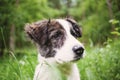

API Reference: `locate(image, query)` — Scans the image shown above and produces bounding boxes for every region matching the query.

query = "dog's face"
[25,18,84,63]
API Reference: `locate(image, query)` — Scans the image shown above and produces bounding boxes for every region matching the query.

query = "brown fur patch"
[25,19,66,58]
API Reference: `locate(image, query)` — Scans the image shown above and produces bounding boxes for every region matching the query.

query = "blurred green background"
[0,0,120,80]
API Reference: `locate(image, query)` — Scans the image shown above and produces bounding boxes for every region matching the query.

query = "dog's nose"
[72,45,84,56]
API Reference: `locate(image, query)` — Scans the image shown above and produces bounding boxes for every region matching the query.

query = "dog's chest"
[34,63,73,80]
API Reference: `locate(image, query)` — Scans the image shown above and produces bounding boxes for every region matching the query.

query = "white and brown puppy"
[25,18,85,80]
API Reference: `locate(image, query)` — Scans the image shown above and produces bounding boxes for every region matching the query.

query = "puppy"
[25,18,85,80]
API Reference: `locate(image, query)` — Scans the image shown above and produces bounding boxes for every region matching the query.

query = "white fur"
[55,19,84,63]
[33,19,85,80]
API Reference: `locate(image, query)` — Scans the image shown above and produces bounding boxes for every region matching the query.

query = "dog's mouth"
[56,56,81,64]
[72,56,82,62]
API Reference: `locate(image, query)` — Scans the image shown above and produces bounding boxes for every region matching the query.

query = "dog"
[25,18,85,80]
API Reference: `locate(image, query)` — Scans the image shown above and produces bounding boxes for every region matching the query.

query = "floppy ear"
[65,17,76,23]
[65,18,82,37]
[24,20,51,44]
[25,23,36,40]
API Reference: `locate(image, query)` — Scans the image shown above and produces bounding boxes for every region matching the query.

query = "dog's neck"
[38,53,57,63]
[38,54,73,76]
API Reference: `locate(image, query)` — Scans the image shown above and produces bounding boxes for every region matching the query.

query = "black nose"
[72,45,84,56]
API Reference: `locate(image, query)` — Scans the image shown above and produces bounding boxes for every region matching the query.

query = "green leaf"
[109,19,119,25]
[111,31,120,36]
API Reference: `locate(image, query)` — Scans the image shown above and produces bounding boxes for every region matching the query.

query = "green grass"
[78,40,120,80]
[0,40,120,80]
[0,47,37,80]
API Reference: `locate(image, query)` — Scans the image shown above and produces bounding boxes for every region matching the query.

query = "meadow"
[0,39,120,80]
[0,0,120,80]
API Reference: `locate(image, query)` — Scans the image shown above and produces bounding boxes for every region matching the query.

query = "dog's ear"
[47,18,51,24]
[24,20,51,44]
[65,17,77,24]
[25,23,37,40]
[65,18,82,37]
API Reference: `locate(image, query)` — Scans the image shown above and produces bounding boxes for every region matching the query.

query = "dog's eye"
[51,31,62,39]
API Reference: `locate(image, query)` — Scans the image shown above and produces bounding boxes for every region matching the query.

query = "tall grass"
[0,48,37,80]
[0,27,7,51]
[0,40,120,80]
[0,27,37,80]
[78,39,120,80]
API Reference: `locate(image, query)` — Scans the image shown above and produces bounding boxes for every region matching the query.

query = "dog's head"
[25,18,85,63]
